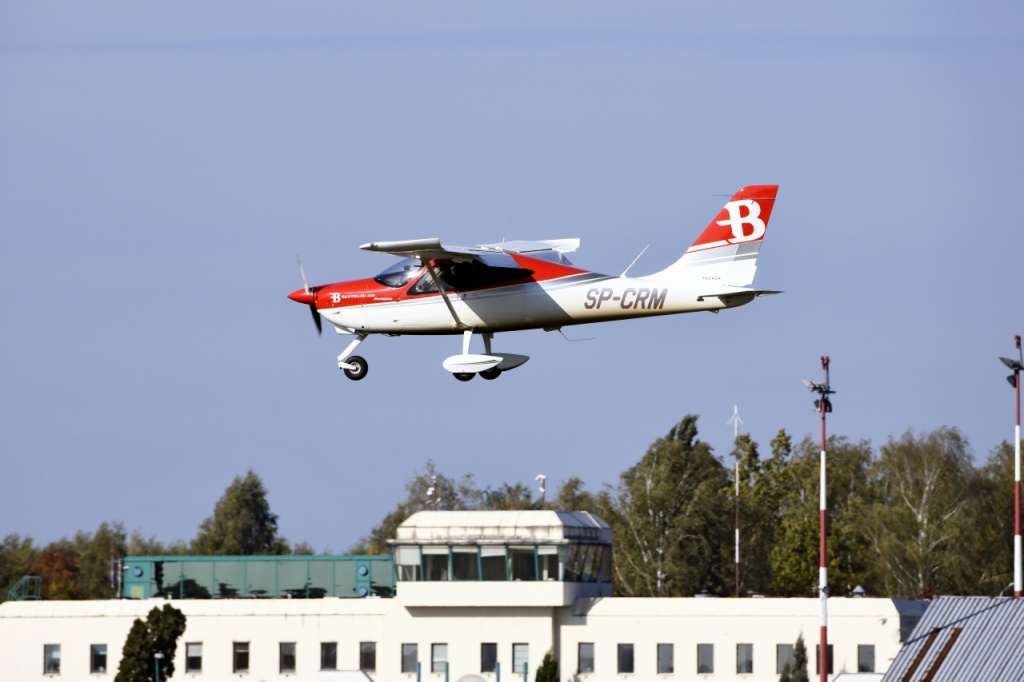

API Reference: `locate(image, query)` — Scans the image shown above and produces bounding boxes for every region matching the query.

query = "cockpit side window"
[407,260,533,296]
[374,258,423,288]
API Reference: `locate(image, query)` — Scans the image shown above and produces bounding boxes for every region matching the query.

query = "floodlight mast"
[1000,336,1023,598]
[804,356,834,682]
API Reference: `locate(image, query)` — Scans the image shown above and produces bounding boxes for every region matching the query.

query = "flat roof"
[392,510,612,545]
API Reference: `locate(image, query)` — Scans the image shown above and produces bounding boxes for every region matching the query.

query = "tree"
[789,634,809,682]
[348,461,479,554]
[553,477,596,512]
[72,521,128,600]
[767,435,874,597]
[191,470,290,555]
[115,604,186,682]
[0,534,37,603]
[30,543,81,600]
[862,428,983,597]
[535,651,558,682]
[604,415,731,597]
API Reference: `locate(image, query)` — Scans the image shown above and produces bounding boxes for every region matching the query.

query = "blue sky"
[2,2,1022,553]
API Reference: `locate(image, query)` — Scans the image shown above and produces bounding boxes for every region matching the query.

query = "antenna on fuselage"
[620,245,649,277]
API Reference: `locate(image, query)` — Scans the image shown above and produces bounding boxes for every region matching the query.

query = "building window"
[657,643,674,674]
[360,642,376,672]
[737,643,753,674]
[422,547,449,581]
[186,643,202,673]
[432,643,448,673]
[578,642,595,673]
[481,643,498,673]
[401,643,418,673]
[280,642,297,673]
[233,642,250,673]
[858,644,875,673]
[321,642,337,670]
[697,643,714,674]
[512,643,529,675]
[90,644,107,673]
[452,547,479,580]
[617,643,634,673]
[815,645,834,675]
[44,644,61,674]
[776,644,793,675]
[481,547,506,580]
[509,547,537,580]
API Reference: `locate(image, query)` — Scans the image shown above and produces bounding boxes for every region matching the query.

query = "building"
[0,510,926,681]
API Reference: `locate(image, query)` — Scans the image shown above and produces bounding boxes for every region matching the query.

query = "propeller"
[293,255,322,335]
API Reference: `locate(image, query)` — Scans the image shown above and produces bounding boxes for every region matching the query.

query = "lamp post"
[999,335,1023,598]
[153,652,164,682]
[803,356,834,682]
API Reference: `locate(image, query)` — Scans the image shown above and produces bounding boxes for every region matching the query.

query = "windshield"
[373,257,423,288]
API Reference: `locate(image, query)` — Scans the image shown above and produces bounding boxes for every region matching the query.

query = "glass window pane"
[858,644,875,673]
[431,643,448,673]
[186,642,203,673]
[44,644,61,674]
[360,642,376,671]
[512,643,529,675]
[657,643,674,674]
[481,643,497,673]
[233,642,250,673]
[578,642,595,673]
[280,642,296,673]
[617,643,634,674]
[402,643,418,673]
[90,644,107,674]
[481,550,506,581]
[737,643,753,674]
[321,642,337,670]
[697,643,714,674]
[509,547,536,581]
[423,552,449,581]
[452,547,479,581]
[776,644,793,674]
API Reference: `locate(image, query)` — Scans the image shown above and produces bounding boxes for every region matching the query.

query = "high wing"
[360,238,579,266]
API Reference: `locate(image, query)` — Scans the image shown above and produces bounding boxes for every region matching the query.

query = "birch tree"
[861,427,980,597]
[604,415,731,597]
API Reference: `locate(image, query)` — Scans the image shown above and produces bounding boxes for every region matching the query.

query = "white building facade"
[0,511,926,682]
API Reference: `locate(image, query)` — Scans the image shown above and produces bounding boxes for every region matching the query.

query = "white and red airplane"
[289,184,779,381]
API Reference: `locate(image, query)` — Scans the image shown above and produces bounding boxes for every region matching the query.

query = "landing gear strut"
[338,333,369,381]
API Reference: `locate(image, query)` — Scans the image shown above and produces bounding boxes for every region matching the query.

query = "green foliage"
[790,634,809,682]
[72,521,127,600]
[604,415,731,597]
[862,428,989,597]
[114,604,186,682]
[191,470,290,555]
[535,651,558,682]
[766,435,874,597]
[0,533,37,603]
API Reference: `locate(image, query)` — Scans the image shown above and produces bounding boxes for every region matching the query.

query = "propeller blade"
[297,254,311,295]
[310,304,322,336]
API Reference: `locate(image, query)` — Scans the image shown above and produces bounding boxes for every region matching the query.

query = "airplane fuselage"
[312,253,738,336]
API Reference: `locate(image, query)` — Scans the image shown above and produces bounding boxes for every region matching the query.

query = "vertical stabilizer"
[650,185,778,287]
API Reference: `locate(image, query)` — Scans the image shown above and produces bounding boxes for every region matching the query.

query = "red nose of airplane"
[288,289,315,305]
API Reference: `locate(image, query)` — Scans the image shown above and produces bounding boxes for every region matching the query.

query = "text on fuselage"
[584,287,667,310]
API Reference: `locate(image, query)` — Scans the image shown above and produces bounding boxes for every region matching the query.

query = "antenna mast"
[727,405,744,598]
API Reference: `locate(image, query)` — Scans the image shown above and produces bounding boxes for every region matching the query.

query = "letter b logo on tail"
[717,199,765,244]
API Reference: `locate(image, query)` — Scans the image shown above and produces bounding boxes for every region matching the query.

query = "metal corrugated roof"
[881,596,1024,682]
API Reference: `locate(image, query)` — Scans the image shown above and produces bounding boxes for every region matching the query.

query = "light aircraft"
[289,184,779,381]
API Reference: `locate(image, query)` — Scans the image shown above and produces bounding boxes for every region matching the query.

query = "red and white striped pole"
[804,357,834,682]
[1001,336,1023,598]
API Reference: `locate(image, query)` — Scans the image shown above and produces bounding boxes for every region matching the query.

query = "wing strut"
[424,261,469,331]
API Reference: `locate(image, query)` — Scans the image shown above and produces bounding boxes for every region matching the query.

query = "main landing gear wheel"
[342,356,368,381]
[480,367,502,380]
[453,372,474,382]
